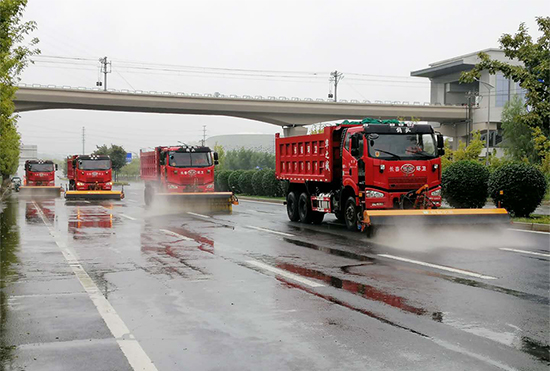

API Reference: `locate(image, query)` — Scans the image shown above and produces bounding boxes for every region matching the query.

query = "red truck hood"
[26,171,55,181]
[166,166,214,185]
[368,158,440,191]
[76,170,112,183]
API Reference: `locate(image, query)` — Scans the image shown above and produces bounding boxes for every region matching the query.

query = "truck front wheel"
[344,196,359,231]
[286,192,300,222]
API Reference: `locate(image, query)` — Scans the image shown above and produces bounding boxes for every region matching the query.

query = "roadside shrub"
[228,170,245,193]
[262,170,282,197]
[441,160,489,208]
[488,162,548,217]
[217,170,232,192]
[252,170,267,196]
[238,170,256,195]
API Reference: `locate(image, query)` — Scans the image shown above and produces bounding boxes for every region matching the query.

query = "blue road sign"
[126,153,132,163]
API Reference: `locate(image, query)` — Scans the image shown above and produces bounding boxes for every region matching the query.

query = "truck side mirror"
[214,160,219,165]
[213,152,219,161]
[438,148,446,156]
[437,134,444,149]
[55,164,58,170]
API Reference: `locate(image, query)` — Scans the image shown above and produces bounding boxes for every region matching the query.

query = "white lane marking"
[246,225,294,237]
[119,214,137,221]
[239,199,284,206]
[32,202,158,371]
[159,229,194,241]
[377,254,498,280]
[506,228,550,235]
[499,248,550,258]
[187,211,211,218]
[247,260,324,288]
[127,199,138,203]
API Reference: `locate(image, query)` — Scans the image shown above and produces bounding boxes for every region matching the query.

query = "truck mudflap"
[362,208,510,228]
[19,186,63,198]
[152,192,237,212]
[65,190,124,200]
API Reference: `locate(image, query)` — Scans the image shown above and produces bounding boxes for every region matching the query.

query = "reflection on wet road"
[1,186,549,370]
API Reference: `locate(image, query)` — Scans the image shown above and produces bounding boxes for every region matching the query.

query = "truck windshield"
[79,159,111,170]
[367,133,437,160]
[168,152,212,167]
[28,163,54,172]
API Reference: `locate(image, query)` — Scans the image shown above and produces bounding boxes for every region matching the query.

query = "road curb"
[238,196,285,205]
[510,222,550,232]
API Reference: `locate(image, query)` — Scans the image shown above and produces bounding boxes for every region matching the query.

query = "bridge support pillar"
[283,125,308,137]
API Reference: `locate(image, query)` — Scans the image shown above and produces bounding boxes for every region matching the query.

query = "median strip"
[499,248,550,258]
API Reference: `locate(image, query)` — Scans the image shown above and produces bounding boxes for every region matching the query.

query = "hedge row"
[214,169,285,197]
[442,161,547,217]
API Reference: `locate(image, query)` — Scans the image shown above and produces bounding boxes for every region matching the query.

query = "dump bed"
[275,126,343,183]
[140,148,160,181]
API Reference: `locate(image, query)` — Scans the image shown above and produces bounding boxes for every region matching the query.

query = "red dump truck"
[19,160,63,197]
[65,154,124,200]
[140,145,236,212]
[276,118,508,234]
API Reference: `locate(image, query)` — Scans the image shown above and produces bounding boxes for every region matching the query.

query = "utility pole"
[464,91,478,146]
[201,125,207,146]
[82,126,85,155]
[328,70,344,102]
[97,57,112,91]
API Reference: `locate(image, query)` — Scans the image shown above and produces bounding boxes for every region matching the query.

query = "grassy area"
[114,181,129,186]
[237,194,285,201]
[512,214,550,225]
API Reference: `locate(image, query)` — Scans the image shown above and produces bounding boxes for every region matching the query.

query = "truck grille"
[388,176,428,190]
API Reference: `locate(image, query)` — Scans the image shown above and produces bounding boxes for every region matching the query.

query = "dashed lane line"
[119,214,137,221]
[377,254,498,280]
[159,228,194,241]
[187,211,211,218]
[506,228,550,235]
[246,225,294,237]
[246,260,324,288]
[32,202,158,371]
[499,248,550,258]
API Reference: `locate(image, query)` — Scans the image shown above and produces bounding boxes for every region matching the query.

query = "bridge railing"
[16,83,459,107]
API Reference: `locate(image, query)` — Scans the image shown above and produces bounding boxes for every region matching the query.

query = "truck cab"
[67,155,113,191]
[340,123,443,211]
[24,160,57,186]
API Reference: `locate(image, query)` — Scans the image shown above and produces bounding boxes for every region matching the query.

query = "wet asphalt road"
[1,183,549,371]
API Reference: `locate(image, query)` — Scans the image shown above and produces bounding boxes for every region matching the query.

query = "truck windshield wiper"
[372,148,401,160]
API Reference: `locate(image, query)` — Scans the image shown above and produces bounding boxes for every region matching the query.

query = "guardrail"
[17,83,456,106]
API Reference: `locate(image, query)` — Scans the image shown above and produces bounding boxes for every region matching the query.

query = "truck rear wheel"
[298,192,313,223]
[344,196,359,231]
[286,192,300,222]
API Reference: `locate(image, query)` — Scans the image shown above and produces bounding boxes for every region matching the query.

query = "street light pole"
[475,78,494,164]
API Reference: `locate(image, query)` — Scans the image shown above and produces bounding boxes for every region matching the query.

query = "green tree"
[0,0,39,181]
[460,17,550,134]
[213,143,225,171]
[501,95,537,162]
[441,131,484,170]
[119,157,140,177]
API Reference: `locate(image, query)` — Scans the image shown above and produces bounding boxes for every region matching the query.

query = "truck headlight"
[366,190,384,198]
[431,189,441,197]
[77,182,84,186]
[167,184,178,189]
[106,182,112,186]
[206,184,214,189]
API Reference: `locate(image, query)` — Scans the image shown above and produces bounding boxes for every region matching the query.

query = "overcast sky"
[17,0,547,158]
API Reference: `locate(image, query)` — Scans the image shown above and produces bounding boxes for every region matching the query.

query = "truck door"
[341,130,360,187]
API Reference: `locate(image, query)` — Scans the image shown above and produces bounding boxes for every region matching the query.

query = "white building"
[411,48,526,154]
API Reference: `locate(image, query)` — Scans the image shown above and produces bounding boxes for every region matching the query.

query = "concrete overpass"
[14,86,467,135]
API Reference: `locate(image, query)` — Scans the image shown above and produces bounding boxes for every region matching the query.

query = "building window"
[495,73,510,107]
